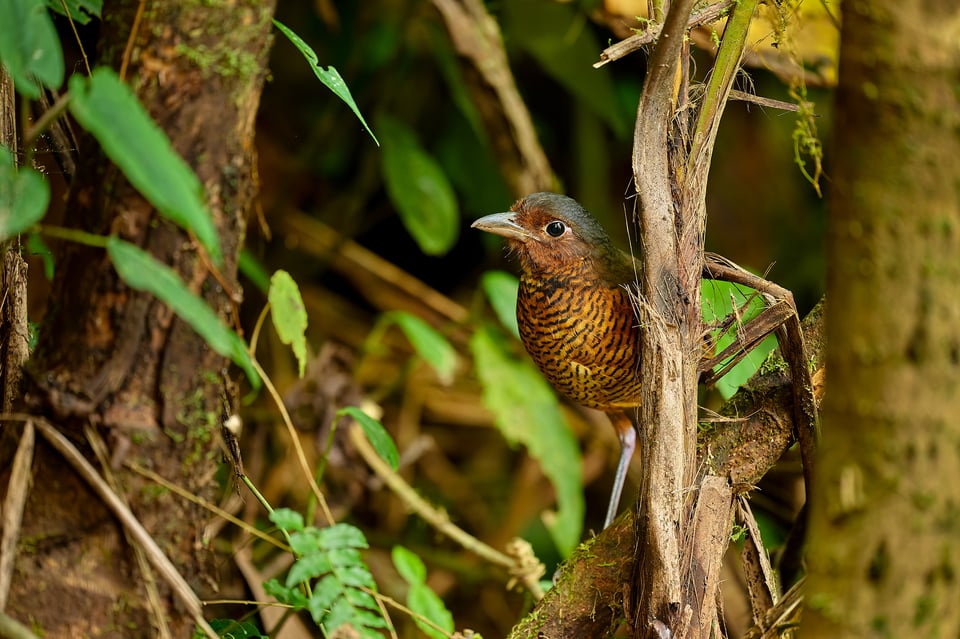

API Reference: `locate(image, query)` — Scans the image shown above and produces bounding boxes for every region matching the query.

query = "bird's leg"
[604,411,638,528]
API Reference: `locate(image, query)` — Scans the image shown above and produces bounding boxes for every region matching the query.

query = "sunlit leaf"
[337,406,399,470]
[379,116,459,256]
[69,69,222,264]
[0,145,50,240]
[470,326,583,555]
[701,279,778,399]
[273,19,378,145]
[386,311,457,385]
[269,270,308,377]
[106,237,258,387]
[0,0,64,98]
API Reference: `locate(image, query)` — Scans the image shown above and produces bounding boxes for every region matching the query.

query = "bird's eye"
[545,221,567,238]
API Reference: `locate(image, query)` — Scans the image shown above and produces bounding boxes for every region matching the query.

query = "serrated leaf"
[268,270,308,377]
[264,577,309,608]
[208,618,267,639]
[379,116,459,256]
[391,546,427,584]
[0,146,50,240]
[387,311,457,385]
[45,0,101,24]
[0,0,64,98]
[337,406,399,471]
[106,237,258,387]
[409,583,455,639]
[702,280,779,399]
[480,271,520,338]
[69,69,222,264]
[470,326,583,555]
[288,528,324,556]
[287,553,332,586]
[317,522,369,551]
[273,19,378,145]
[269,507,305,533]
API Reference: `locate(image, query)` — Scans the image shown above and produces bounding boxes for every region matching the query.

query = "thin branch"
[30,418,219,639]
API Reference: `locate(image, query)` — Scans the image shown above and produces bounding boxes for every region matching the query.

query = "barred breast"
[517,267,642,411]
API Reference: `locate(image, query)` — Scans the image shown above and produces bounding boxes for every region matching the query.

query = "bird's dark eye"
[545,221,567,237]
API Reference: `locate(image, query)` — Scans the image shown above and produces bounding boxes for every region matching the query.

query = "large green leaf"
[702,279,779,399]
[69,68,222,264]
[0,0,63,98]
[379,116,459,256]
[470,326,583,555]
[273,19,378,145]
[106,237,258,387]
[0,145,50,240]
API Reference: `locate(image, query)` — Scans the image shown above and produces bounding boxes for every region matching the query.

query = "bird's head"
[471,192,620,276]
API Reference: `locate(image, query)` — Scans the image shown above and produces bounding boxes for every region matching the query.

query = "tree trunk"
[804,1,960,636]
[2,1,275,635]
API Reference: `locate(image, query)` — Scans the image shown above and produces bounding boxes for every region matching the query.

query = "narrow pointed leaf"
[106,237,258,387]
[273,19,378,145]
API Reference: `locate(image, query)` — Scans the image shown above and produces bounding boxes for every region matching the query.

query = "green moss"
[176,42,260,79]
[913,594,935,627]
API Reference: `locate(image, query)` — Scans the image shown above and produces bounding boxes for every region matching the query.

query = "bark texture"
[2,1,275,635]
[804,1,960,636]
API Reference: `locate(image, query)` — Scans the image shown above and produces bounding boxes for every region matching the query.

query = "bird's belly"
[517,281,641,410]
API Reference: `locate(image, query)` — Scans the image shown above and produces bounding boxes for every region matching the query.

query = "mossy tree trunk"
[804,1,960,636]
[3,1,275,635]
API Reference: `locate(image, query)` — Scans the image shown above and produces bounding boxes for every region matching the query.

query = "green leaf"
[385,311,457,385]
[268,270,308,377]
[0,0,64,98]
[408,583,455,639]
[69,69,222,264]
[0,145,50,240]
[269,507,305,533]
[391,546,427,584]
[239,249,270,293]
[272,19,378,145]
[480,271,520,339]
[45,0,101,24]
[701,279,779,399]
[470,326,584,555]
[379,115,459,256]
[392,546,454,639]
[337,406,399,471]
[106,237,258,387]
[207,618,267,639]
[317,523,369,550]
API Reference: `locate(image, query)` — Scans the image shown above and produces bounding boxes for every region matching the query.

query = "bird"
[472,192,642,528]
